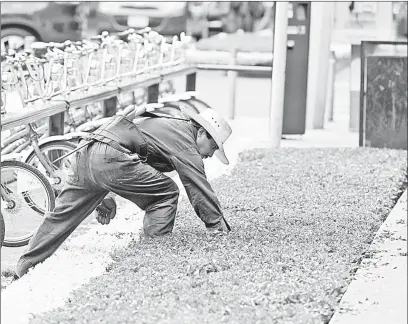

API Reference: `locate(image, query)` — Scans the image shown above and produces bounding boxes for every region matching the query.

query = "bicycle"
[1,159,55,247]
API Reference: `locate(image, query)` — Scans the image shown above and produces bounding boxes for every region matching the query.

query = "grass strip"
[30,147,407,324]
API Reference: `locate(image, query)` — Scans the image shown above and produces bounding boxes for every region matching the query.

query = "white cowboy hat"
[189,108,232,165]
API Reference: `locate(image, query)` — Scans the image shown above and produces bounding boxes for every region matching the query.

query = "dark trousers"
[16,141,179,277]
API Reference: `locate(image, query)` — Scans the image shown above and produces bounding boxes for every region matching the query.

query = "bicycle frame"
[26,123,63,178]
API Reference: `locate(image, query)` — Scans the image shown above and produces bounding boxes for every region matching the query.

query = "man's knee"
[161,182,179,209]
[159,179,179,203]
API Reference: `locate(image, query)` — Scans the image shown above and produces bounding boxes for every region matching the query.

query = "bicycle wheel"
[185,97,213,112]
[167,97,214,118]
[24,140,77,193]
[1,160,55,247]
[162,100,200,118]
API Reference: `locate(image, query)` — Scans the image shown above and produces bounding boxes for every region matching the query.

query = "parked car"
[94,2,188,39]
[0,2,85,52]
[0,1,137,52]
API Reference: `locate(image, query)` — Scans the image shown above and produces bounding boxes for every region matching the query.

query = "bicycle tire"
[185,97,213,112]
[24,140,77,193]
[24,140,77,167]
[165,97,214,118]
[162,100,200,118]
[1,160,55,247]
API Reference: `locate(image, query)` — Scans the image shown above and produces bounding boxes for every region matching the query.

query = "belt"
[85,134,148,162]
[86,134,131,155]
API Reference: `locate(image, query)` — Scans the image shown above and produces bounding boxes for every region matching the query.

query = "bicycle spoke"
[1,160,55,245]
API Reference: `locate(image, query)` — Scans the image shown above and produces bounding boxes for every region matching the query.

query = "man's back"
[136,116,199,170]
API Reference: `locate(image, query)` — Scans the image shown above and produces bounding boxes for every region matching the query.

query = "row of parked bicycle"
[0,27,193,114]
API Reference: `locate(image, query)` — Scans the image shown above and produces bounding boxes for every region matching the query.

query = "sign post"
[269,1,289,147]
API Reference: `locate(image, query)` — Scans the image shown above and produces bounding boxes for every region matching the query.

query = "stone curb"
[329,188,407,324]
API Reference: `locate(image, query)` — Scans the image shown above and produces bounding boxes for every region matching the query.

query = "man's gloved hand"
[95,197,117,225]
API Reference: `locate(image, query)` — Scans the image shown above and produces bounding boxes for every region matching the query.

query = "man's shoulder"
[137,116,195,143]
[143,116,193,132]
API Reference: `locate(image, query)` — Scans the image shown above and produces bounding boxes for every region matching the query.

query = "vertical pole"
[325,51,336,122]
[349,43,360,132]
[312,2,335,129]
[227,48,238,120]
[269,1,289,147]
[147,83,159,103]
[48,111,66,162]
[103,97,117,117]
[186,72,197,91]
[359,42,366,147]
[48,112,65,136]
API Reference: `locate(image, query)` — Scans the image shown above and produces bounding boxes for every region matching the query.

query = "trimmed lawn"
[30,148,407,324]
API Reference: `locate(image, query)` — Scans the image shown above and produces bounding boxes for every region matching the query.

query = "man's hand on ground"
[96,197,117,225]
[206,227,226,236]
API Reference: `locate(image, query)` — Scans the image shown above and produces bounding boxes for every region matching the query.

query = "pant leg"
[89,143,180,238]
[16,147,107,277]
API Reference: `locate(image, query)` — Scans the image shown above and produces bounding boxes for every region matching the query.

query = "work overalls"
[16,115,226,277]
